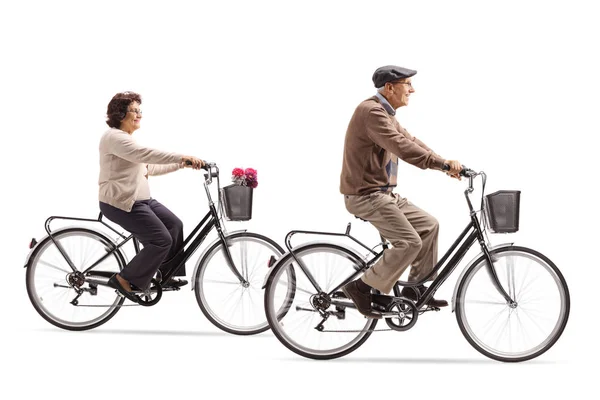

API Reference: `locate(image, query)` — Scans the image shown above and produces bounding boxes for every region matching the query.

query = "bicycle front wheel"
[194,232,284,335]
[456,246,570,362]
[264,243,377,360]
[26,228,126,331]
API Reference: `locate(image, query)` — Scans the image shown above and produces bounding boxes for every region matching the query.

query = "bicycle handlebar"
[442,163,476,178]
[184,159,212,171]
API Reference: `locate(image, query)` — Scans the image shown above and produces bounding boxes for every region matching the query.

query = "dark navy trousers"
[100,199,185,289]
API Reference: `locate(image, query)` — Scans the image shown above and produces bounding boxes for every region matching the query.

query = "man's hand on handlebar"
[181,156,205,170]
[444,159,463,181]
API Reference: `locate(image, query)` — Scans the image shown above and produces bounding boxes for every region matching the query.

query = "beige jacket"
[340,96,445,195]
[98,128,184,211]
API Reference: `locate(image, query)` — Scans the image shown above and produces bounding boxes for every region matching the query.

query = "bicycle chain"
[318,307,437,333]
[320,327,393,333]
[73,303,140,307]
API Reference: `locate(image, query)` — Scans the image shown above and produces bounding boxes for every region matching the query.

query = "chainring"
[385,299,418,331]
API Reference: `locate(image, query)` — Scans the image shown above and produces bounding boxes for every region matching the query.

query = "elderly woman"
[99,91,203,302]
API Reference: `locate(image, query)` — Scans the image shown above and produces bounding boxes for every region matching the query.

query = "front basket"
[485,190,521,233]
[221,184,253,221]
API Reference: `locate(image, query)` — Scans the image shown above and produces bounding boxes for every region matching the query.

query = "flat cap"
[372,65,417,88]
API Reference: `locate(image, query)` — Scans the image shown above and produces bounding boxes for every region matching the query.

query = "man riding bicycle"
[340,65,463,319]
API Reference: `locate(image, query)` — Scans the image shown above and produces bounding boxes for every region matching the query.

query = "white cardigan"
[98,128,183,212]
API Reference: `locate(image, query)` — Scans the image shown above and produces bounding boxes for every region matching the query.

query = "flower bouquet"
[221,167,257,221]
[231,167,258,188]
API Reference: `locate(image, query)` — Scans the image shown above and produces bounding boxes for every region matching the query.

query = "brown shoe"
[341,280,382,319]
[401,285,448,308]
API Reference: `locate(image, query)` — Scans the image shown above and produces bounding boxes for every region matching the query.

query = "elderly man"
[340,65,463,318]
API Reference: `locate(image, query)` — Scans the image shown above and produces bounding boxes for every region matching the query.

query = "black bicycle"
[24,162,287,335]
[263,166,570,361]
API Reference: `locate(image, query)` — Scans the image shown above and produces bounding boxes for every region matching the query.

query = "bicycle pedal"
[161,287,181,292]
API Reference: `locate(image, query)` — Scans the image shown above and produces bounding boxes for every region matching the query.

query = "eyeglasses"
[127,109,143,115]
[392,81,413,88]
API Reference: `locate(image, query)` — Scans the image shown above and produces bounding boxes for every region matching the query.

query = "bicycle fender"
[261,240,367,289]
[190,230,247,290]
[451,242,514,312]
[23,225,127,268]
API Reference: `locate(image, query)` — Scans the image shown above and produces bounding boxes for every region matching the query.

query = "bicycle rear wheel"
[26,228,126,331]
[455,246,570,362]
[194,232,284,335]
[264,243,377,360]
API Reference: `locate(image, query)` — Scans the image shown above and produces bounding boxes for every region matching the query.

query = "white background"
[1,0,598,398]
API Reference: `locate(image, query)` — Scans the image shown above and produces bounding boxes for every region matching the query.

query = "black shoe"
[341,280,381,319]
[162,278,188,288]
[108,274,140,303]
[401,285,448,308]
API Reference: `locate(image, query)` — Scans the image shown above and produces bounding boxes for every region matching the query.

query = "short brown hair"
[106,91,142,128]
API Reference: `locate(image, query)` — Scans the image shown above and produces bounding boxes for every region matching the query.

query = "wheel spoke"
[39,260,71,274]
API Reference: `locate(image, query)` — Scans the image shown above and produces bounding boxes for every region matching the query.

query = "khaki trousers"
[344,192,439,294]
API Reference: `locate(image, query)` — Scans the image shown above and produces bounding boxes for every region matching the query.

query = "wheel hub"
[311,293,331,311]
[67,272,85,288]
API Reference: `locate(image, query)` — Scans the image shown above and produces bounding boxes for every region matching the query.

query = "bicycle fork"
[215,225,248,286]
[481,244,515,305]
[473,220,514,304]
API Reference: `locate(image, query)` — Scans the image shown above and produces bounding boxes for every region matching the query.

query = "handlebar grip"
[184,159,210,171]
[442,163,473,177]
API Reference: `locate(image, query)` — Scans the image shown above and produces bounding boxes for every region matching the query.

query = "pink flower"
[232,168,244,178]
[231,166,258,188]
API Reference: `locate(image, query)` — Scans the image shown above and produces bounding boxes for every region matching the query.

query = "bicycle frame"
[283,170,515,309]
[39,164,248,287]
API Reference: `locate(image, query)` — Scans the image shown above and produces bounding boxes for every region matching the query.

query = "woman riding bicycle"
[98,91,204,302]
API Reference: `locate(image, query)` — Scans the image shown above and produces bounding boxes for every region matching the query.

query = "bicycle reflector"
[29,238,37,249]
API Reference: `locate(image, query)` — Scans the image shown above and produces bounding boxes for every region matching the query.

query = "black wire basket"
[221,184,253,221]
[485,190,521,233]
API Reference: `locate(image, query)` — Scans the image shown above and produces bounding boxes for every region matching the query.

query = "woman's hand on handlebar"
[181,156,205,170]
[444,159,463,180]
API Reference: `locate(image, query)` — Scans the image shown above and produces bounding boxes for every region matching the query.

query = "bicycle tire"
[264,243,377,360]
[455,246,570,362]
[26,227,126,331]
[194,232,284,335]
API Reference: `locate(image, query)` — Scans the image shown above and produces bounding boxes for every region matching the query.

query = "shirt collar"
[375,92,396,116]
